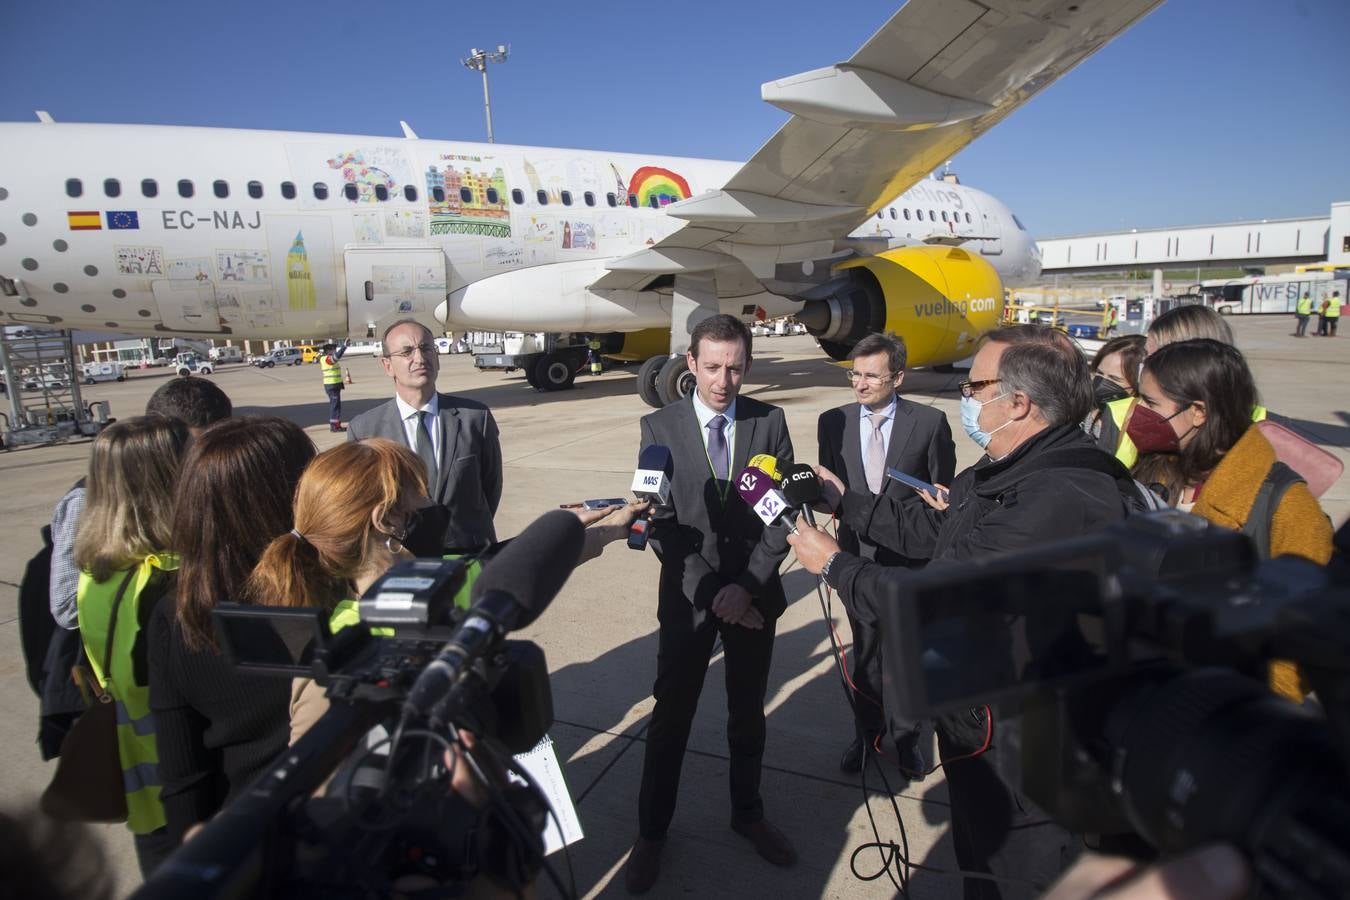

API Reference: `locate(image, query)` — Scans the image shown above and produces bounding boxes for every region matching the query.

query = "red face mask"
[1125,403,1187,454]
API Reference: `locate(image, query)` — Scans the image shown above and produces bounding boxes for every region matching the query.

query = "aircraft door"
[967,196,1003,256]
[343,245,448,338]
[151,281,224,333]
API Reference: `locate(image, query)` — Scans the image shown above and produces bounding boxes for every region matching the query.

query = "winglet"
[399,120,419,139]
[35,110,54,123]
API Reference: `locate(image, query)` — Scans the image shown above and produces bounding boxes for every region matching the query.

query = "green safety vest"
[1327,297,1343,318]
[1103,398,1268,468]
[77,553,179,834]
[1297,296,1313,316]
[321,354,343,385]
[328,556,482,636]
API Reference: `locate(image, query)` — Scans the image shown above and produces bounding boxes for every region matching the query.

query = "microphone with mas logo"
[734,465,798,534]
[780,462,822,528]
[628,444,673,550]
[402,510,585,722]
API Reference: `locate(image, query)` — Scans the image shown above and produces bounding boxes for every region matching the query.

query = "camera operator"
[790,325,1140,899]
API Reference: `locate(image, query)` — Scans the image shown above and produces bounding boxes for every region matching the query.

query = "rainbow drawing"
[627,166,691,208]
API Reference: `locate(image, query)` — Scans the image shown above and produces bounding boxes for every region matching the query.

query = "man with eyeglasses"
[347,318,502,552]
[791,325,1137,900]
[816,332,954,778]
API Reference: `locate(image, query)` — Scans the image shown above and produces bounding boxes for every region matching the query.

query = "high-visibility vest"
[1297,296,1313,316]
[1327,296,1343,318]
[77,553,179,834]
[1102,398,1269,469]
[320,354,343,385]
[328,556,482,635]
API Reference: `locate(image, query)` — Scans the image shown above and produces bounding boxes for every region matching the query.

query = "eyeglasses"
[387,343,436,360]
[957,378,1001,398]
[846,370,895,385]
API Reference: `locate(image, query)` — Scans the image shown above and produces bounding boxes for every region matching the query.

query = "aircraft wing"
[593,0,1161,291]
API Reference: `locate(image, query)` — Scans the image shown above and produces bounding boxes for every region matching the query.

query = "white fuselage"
[0,123,1039,340]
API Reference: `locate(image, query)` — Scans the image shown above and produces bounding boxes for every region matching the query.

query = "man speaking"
[625,315,796,893]
[790,325,1137,900]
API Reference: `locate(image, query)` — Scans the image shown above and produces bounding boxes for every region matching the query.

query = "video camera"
[880,510,1350,899]
[134,511,586,900]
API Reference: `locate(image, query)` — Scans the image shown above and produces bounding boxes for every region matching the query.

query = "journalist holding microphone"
[791,325,1140,900]
[624,314,796,894]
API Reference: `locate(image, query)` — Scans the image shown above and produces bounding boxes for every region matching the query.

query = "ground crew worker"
[320,341,348,431]
[1104,303,1119,337]
[587,337,603,376]
[1326,290,1342,337]
[1317,296,1330,336]
[1295,293,1313,337]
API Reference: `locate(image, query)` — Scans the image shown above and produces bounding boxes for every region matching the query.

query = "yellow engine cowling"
[602,327,670,362]
[803,245,1004,366]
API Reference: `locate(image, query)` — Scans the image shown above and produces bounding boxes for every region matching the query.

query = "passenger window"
[511,188,524,205]
[628,193,638,208]
[248,180,264,199]
[213,180,229,199]
[374,184,389,201]
[903,208,910,220]
[343,183,359,201]
[928,210,935,221]
[141,179,158,198]
[537,189,548,205]
[889,208,896,219]
[312,183,328,201]
[965,212,972,224]
[941,210,948,222]
[459,186,473,203]
[104,178,121,198]
[584,191,595,207]
[404,185,418,202]
[560,190,573,207]
[877,211,883,220]
[65,178,82,198]
[606,192,617,207]
[281,181,297,199]
[648,195,660,209]
[179,179,195,198]
[432,186,446,203]
[486,187,499,204]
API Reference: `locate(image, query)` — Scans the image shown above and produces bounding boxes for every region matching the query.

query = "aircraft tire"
[817,338,853,361]
[656,355,696,406]
[636,355,666,408]
[533,353,577,391]
[524,361,543,390]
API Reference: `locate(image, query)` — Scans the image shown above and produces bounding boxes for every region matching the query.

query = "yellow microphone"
[748,453,783,483]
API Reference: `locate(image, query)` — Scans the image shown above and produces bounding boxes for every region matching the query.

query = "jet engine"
[798,245,1004,366]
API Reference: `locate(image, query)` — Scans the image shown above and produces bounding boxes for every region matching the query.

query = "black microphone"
[629,444,673,550]
[781,463,821,528]
[402,510,585,720]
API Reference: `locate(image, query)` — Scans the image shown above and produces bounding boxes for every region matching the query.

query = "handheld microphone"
[402,510,585,721]
[629,444,674,550]
[734,466,798,534]
[747,453,783,483]
[780,463,821,528]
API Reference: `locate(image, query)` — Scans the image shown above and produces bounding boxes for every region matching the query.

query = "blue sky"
[4,0,1347,237]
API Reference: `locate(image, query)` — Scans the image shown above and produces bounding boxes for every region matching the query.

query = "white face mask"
[960,391,1011,449]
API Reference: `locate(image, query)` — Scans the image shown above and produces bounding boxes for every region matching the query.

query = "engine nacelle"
[799,245,1003,365]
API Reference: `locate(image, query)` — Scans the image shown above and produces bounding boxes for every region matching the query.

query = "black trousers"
[134,826,177,879]
[637,599,776,840]
[845,606,887,738]
[325,384,343,423]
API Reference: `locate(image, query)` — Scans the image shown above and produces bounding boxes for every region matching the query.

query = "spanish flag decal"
[67,211,102,230]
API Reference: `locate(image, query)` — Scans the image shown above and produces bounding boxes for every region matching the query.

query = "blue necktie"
[707,414,728,481]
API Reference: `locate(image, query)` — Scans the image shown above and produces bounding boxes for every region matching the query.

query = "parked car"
[268,347,307,367]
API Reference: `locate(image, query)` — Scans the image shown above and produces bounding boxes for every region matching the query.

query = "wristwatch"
[820,551,843,583]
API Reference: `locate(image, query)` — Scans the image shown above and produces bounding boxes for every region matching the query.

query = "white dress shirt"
[394,393,441,466]
[691,390,736,466]
[858,396,897,454]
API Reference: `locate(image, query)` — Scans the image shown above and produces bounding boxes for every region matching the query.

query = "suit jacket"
[347,392,502,550]
[816,396,955,566]
[641,395,795,619]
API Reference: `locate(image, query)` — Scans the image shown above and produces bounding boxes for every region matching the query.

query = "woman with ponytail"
[147,417,315,847]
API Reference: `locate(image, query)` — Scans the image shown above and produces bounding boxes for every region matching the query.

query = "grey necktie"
[865,411,887,494]
[706,414,729,482]
[415,410,437,485]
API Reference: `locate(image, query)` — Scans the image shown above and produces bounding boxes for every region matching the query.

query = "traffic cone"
[344,367,353,385]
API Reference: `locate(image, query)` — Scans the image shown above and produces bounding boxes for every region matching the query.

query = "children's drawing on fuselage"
[561,220,596,251]
[266,216,337,312]
[167,257,212,282]
[523,217,556,265]
[385,210,426,239]
[484,243,524,271]
[216,249,270,282]
[425,152,511,238]
[285,144,414,210]
[115,246,164,276]
[354,212,382,244]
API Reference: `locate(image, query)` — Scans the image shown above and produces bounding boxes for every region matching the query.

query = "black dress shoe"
[624,837,664,894]
[840,736,865,773]
[896,737,928,781]
[731,818,797,867]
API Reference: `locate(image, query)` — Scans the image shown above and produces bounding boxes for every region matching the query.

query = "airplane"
[0,0,1161,409]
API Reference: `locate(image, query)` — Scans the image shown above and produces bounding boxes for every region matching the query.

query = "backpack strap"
[1242,462,1303,559]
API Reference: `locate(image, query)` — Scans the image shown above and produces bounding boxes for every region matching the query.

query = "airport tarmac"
[1,314,1346,899]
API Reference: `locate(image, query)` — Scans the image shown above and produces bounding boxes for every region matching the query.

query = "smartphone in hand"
[885,468,949,503]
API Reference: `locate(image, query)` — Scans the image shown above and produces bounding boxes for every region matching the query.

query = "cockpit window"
[1012,214,1027,231]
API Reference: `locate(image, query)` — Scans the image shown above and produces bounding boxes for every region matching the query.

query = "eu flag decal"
[106,210,139,230]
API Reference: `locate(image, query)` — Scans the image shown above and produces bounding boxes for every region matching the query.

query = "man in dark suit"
[817,332,955,777]
[347,319,502,551]
[625,315,796,894]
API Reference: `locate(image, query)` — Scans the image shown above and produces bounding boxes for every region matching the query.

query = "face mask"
[1125,403,1191,454]
[401,504,451,557]
[1092,374,1130,405]
[960,391,1010,449]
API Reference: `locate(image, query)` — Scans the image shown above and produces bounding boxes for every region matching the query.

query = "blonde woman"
[73,415,189,875]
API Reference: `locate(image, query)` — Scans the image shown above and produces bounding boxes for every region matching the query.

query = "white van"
[82,361,126,384]
[210,345,243,364]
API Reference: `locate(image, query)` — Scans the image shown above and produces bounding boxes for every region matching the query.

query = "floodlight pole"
[462,45,509,144]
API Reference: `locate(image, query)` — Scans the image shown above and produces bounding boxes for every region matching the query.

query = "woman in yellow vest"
[73,416,190,876]
[1128,340,1332,699]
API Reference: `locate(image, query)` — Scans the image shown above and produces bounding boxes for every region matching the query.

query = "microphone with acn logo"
[734,465,798,534]
[780,463,822,528]
[628,444,674,550]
